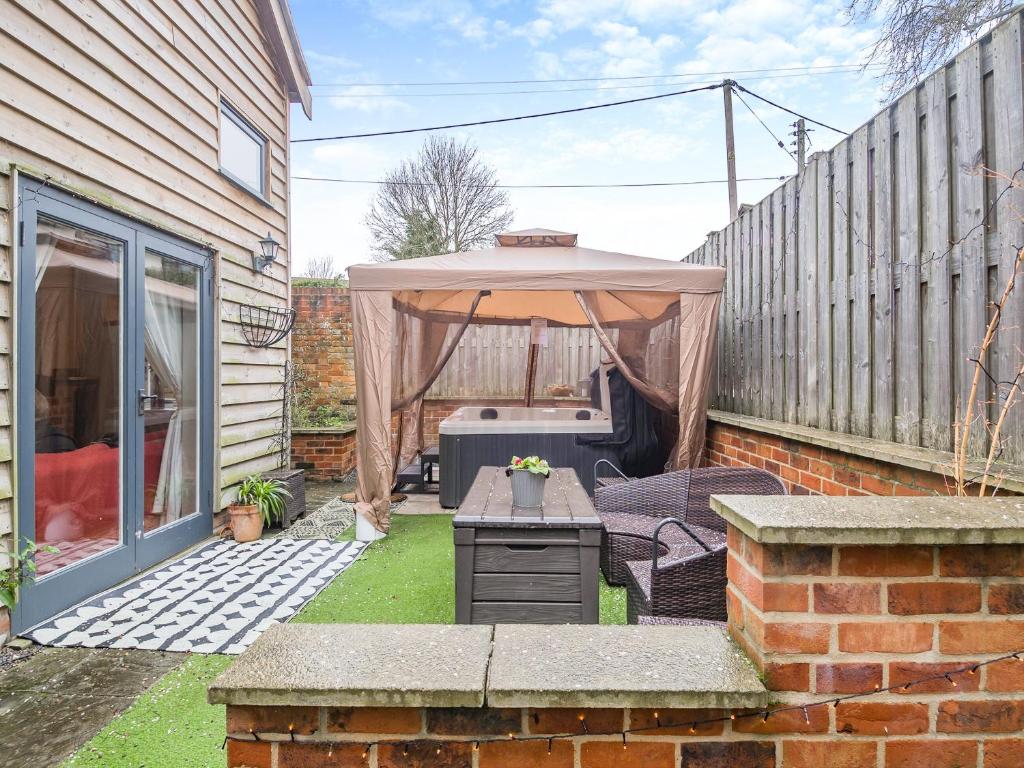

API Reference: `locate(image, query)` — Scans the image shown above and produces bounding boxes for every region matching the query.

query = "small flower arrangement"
[508,455,551,477]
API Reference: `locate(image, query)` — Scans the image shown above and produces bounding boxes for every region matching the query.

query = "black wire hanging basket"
[239,304,296,348]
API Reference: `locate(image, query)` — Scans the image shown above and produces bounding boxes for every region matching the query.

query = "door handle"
[138,389,158,416]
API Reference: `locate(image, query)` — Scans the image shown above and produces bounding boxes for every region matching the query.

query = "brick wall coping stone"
[208,624,492,707]
[708,409,1024,494]
[208,623,768,711]
[292,425,356,435]
[486,624,766,709]
[712,494,1024,545]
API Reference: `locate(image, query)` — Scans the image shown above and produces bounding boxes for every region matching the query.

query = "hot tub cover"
[348,229,725,533]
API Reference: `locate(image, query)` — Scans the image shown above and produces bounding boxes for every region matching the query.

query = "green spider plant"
[236,475,292,526]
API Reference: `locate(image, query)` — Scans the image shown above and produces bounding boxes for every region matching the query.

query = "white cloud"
[365,0,497,44]
[593,21,680,77]
[537,0,707,30]
[321,87,414,114]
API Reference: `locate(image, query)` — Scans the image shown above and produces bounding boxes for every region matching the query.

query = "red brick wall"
[726,524,1024,766]
[291,428,356,480]
[291,399,591,479]
[224,532,1024,768]
[291,286,354,408]
[705,419,964,496]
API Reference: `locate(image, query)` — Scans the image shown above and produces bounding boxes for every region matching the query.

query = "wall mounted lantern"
[253,231,280,272]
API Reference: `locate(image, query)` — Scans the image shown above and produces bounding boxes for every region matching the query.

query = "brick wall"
[222,530,1024,767]
[291,399,591,479]
[707,419,970,497]
[292,286,354,409]
[291,428,357,481]
[726,524,1024,766]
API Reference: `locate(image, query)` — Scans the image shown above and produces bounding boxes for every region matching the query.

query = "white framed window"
[219,100,267,198]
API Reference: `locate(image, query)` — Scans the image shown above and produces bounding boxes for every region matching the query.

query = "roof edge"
[254,0,313,119]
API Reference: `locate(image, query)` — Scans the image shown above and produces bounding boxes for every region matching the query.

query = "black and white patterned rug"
[24,538,365,654]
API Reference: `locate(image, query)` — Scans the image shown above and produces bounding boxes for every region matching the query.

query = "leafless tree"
[365,135,513,261]
[303,255,339,280]
[848,0,1017,99]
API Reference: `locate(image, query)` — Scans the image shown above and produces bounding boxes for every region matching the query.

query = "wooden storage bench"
[453,467,601,624]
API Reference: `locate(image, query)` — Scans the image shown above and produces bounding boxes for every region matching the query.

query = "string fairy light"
[223,650,1024,755]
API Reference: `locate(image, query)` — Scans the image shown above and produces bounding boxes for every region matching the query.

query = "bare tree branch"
[303,255,339,280]
[365,135,514,261]
[848,0,1015,99]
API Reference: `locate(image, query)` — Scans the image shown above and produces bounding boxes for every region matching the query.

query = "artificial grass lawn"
[293,513,628,624]
[63,513,627,766]
[63,654,233,768]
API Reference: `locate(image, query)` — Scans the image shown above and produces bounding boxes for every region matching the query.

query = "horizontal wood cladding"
[1,0,297,502]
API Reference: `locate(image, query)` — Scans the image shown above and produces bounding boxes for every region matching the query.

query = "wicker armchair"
[625,518,728,623]
[596,467,786,586]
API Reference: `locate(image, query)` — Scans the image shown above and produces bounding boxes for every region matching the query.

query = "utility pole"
[794,118,807,168]
[722,79,738,221]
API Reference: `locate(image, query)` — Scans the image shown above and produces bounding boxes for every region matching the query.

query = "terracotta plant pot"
[227,504,263,543]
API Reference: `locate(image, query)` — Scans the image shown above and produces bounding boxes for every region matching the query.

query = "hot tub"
[439,406,616,508]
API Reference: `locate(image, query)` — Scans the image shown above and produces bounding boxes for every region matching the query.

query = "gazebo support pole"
[524,341,539,407]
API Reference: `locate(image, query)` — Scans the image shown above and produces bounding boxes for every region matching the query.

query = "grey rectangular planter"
[453,467,602,624]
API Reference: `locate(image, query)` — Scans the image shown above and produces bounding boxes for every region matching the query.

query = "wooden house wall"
[0,0,297,523]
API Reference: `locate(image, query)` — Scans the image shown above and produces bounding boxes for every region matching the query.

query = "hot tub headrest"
[575,410,592,420]
[480,408,498,420]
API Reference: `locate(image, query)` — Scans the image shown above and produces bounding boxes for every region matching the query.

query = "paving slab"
[0,646,185,768]
[712,494,1024,545]
[486,624,767,709]
[208,623,493,707]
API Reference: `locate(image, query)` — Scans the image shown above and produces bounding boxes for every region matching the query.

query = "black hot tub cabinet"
[439,406,616,508]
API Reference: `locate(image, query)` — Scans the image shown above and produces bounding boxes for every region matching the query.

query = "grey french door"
[13,178,214,632]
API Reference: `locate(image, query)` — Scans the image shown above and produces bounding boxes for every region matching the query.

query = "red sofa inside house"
[33,428,168,551]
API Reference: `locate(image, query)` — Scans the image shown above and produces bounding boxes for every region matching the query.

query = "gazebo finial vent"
[495,228,577,247]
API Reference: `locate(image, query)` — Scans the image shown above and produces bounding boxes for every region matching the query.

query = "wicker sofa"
[595,467,786,622]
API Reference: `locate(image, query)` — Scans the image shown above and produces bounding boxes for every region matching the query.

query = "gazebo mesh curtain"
[572,289,721,467]
[351,289,485,533]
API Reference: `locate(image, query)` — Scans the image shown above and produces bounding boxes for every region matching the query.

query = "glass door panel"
[32,217,124,577]
[141,251,201,534]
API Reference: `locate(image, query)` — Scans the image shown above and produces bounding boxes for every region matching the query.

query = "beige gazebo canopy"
[347,229,726,534]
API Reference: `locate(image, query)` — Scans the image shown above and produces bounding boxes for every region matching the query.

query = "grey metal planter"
[509,470,547,508]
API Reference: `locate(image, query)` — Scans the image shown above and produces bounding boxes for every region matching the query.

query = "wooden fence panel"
[850,125,872,436]
[955,43,988,457]
[798,156,818,426]
[922,70,954,451]
[815,151,833,429]
[894,89,922,447]
[832,139,852,434]
[682,12,1024,465]
[750,204,763,414]
[771,188,786,422]
[760,198,774,419]
[783,178,799,423]
[993,17,1024,463]
[872,106,895,442]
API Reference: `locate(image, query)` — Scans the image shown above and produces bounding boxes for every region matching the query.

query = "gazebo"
[346,229,726,537]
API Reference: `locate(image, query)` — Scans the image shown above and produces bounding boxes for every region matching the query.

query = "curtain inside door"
[144,286,185,522]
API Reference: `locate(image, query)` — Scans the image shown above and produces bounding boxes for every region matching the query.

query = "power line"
[291,175,788,189]
[314,67,875,99]
[310,62,880,87]
[734,82,849,135]
[291,82,724,143]
[732,87,797,162]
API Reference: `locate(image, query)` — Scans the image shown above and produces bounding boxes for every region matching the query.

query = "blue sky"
[288,0,884,272]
